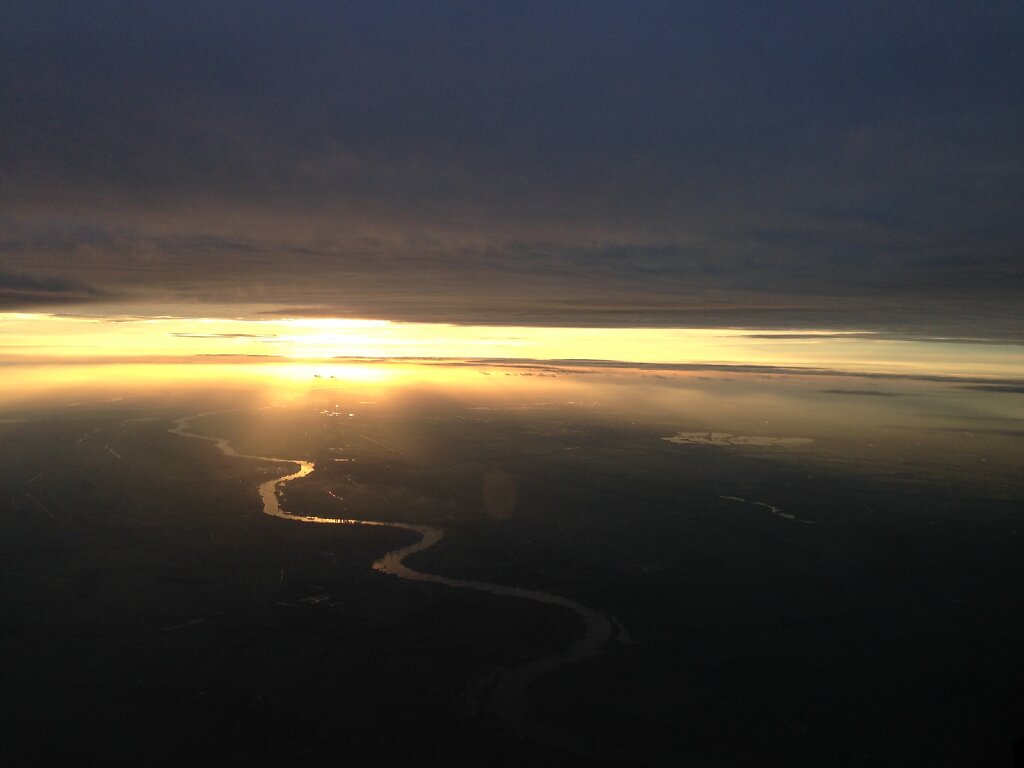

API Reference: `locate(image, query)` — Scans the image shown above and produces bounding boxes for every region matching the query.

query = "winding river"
[169,413,628,758]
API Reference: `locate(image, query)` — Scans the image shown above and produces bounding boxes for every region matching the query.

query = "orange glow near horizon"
[1,304,1022,383]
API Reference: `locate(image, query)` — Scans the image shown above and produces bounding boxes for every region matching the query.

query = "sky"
[2,2,1023,341]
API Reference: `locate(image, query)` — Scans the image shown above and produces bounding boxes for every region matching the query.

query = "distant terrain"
[2,369,1023,766]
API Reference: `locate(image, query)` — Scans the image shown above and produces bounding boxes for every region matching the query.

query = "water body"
[170,413,637,760]
[663,432,812,447]
[720,495,814,524]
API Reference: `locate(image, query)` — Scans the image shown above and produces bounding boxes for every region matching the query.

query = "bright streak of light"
[0,304,1021,380]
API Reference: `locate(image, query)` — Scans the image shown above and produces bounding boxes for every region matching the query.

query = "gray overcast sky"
[2,1,1022,335]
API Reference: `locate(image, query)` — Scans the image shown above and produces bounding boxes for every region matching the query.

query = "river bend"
[169,413,627,757]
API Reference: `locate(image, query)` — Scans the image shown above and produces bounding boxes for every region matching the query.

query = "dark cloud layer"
[1,2,1022,334]
[0,269,109,308]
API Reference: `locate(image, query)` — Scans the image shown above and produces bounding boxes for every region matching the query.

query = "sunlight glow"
[1,304,1021,381]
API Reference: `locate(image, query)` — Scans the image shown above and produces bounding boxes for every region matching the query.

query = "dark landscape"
[2,368,1022,766]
